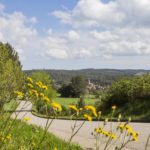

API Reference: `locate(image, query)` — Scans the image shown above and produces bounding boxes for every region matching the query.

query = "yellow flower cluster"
[35,81,48,90]
[42,85,48,90]
[27,83,33,88]
[51,102,62,112]
[84,114,92,121]
[43,96,50,103]
[84,105,97,117]
[27,77,33,83]
[35,81,43,88]
[69,105,79,113]
[14,91,24,99]
[29,90,38,97]
[39,93,44,98]
[118,123,139,141]
[95,127,117,140]
[0,134,12,143]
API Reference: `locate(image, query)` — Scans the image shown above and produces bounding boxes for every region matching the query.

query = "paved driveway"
[12,101,150,150]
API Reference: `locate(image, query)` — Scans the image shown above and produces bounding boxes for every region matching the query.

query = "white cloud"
[67,30,80,40]
[74,49,91,58]
[52,0,150,28]
[1,1,150,69]
[46,49,68,59]
[0,7,38,61]
[41,36,69,59]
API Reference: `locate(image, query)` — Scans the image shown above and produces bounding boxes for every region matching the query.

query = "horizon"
[0,0,150,70]
[23,68,150,71]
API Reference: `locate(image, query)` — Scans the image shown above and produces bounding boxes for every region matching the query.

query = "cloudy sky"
[0,0,150,70]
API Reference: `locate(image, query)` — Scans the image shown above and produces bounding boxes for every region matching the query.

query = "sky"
[0,0,150,70]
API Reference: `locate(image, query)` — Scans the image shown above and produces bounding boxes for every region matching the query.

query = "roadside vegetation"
[96,74,150,120]
[0,42,82,150]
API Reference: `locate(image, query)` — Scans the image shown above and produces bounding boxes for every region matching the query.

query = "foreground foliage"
[0,117,82,150]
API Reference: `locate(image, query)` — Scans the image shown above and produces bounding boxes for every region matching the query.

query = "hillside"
[25,69,150,85]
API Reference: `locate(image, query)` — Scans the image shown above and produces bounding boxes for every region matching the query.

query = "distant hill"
[24,69,150,86]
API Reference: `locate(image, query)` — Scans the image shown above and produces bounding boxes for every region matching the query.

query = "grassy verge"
[3,100,19,112]
[0,118,82,150]
[54,97,98,107]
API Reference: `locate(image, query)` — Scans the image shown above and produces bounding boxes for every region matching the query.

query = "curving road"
[11,101,150,150]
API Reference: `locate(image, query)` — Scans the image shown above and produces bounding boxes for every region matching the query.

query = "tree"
[59,75,87,98]
[58,84,72,98]
[70,75,87,97]
[31,71,53,86]
[0,42,25,109]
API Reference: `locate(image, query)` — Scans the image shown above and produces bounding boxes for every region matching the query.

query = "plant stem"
[145,134,150,150]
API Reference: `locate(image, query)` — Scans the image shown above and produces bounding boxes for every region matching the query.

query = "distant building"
[134,72,147,76]
[86,79,105,91]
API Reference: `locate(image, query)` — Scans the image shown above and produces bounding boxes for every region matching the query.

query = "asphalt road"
[11,101,150,150]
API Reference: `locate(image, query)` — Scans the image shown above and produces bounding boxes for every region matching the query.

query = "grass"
[32,96,99,120]
[3,100,19,111]
[0,118,82,150]
[54,97,98,107]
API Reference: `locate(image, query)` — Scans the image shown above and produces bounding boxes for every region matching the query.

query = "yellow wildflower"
[84,105,97,117]
[43,96,50,103]
[109,133,117,140]
[6,134,12,140]
[30,90,38,97]
[35,81,43,88]
[84,114,92,121]
[118,124,124,131]
[27,77,33,83]
[125,124,132,131]
[51,102,62,112]
[42,85,48,90]
[39,93,44,98]
[112,105,117,110]
[133,135,138,141]
[79,108,83,111]
[95,127,103,133]
[117,123,139,141]
[95,127,117,140]
[103,131,109,137]
[24,117,31,122]
[54,147,57,150]
[69,105,79,112]
[14,91,24,99]
[27,83,33,88]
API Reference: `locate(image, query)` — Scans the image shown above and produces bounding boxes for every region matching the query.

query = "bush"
[96,74,150,117]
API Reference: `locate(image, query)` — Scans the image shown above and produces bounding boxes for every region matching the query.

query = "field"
[54,97,98,107]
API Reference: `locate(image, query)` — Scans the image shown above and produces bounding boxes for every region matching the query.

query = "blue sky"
[0,0,150,70]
